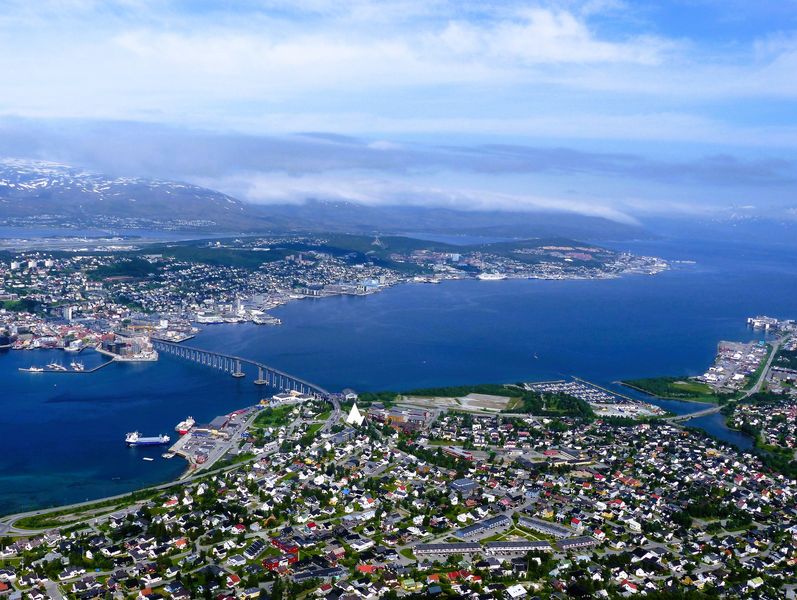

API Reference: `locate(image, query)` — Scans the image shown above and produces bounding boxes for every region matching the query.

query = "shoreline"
[618,380,721,405]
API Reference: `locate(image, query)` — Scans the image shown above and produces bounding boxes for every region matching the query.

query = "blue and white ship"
[125,431,170,446]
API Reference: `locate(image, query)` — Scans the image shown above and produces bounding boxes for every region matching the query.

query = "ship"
[125,432,170,446]
[477,272,506,281]
[175,416,195,435]
[71,361,85,371]
[19,366,44,372]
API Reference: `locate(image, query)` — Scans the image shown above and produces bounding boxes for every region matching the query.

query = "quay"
[150,340,342,471]
[18,360,114,374]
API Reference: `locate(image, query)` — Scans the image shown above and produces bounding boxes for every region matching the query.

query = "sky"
[1,0,797,225]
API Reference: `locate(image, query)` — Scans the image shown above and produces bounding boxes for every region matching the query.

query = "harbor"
[18,359,113,374]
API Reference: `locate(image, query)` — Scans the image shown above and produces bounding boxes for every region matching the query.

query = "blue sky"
[1,0,796,223]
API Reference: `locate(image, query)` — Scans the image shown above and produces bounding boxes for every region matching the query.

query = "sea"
[1,234,796,514]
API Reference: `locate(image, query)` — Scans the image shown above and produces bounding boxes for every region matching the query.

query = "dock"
[18,360,114,374]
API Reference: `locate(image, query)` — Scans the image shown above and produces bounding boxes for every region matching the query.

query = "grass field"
[252,405,295,428]
[622,377,719,403]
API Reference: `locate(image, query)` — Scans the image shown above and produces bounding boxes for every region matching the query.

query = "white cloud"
[194,170,641,223]
[436,8,672,65]
[0,0,795,151]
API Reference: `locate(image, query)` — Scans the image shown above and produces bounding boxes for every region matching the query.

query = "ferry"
[175,416,195,435]
[477,272,506,281]
[125,432,170,446]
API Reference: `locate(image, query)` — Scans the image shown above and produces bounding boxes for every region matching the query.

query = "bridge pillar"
[232,359,245,378]
[254,366,267,385]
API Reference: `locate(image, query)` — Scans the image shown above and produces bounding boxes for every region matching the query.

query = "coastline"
[618,380,721,405]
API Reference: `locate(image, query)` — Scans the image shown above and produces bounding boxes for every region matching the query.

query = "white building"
[346,403,365,426]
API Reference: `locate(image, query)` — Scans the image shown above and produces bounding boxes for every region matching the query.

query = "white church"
[346,403,365,426]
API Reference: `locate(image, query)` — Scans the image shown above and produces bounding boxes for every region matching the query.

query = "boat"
[19,366,44,372]
[125,432,170,446]
[142,457,154,462]
[477,272,506,281]
[71,361,85,371]
[175,416,195,435]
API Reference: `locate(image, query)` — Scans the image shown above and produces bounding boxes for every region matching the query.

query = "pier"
[151,340,331,397]
[18,360,114,374]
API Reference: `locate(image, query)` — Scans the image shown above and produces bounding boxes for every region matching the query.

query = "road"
[664,335,785,424]
[742,336,784,398]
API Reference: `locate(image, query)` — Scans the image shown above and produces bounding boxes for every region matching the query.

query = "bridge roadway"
[151,340,331,398]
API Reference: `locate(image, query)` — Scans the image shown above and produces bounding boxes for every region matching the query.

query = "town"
[2,243,797,600]
[2,354,797,598]
[0,235,668,345]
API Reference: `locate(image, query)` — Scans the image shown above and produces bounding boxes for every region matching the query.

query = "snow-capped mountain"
[0,158,651,239]
[0,159,259,230]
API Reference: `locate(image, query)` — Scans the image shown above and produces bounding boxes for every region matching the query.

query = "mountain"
[0,159,261,230]
[0,159,648,240]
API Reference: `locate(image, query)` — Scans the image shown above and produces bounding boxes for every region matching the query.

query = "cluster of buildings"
[729,399,797,451]
[698,340,770,392]
[397,244,668,282]
[1,236,670,348]
[98,332,158,362]
[2,379,797,600]
[748,316,797,334]
[3,395,797,599]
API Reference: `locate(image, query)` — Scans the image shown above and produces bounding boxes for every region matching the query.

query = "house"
[505,583,527,599]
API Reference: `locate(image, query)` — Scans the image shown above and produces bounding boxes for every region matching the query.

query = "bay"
[1,235,796,514]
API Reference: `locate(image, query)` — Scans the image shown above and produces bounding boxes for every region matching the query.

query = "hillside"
[0,159,648,240]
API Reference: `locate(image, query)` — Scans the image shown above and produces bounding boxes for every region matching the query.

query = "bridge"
[663,405,721,423]
[151,340,331,398]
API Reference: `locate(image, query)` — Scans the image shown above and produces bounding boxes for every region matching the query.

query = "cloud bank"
[0,1,796,221]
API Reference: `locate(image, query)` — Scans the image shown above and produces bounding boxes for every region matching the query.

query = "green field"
[1,298,38,312]
[252,405,295,428]
[90,256,159,280]
[622,377,720,403]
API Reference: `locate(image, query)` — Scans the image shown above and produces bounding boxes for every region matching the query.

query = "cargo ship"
[125,432,170,446]
[175,417,195,435]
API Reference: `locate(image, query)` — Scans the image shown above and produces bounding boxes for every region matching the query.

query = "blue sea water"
[1,235,796,514]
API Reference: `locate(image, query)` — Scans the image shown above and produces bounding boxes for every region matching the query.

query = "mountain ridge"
[0,159,648,240]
